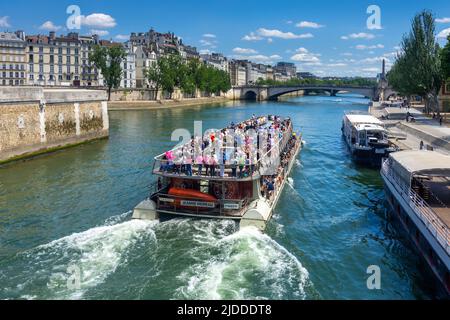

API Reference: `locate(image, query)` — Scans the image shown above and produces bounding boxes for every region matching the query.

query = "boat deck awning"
[346,114,383,125]
[389,151,450,178]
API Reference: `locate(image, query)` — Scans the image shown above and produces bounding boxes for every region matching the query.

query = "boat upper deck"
[344,112,384,126]
[152,115,296,181]
[382,151,450,254]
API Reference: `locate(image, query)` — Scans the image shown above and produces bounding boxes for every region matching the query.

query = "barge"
[342,112,397,166]
[381,151,450,296]
[133,115,303,231]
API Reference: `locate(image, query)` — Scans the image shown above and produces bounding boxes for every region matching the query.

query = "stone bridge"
[227,85,395,101]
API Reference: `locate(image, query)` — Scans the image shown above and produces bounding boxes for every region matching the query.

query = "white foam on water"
[21,214,158,300]
[287,177,295,188]
[175,225,310,300]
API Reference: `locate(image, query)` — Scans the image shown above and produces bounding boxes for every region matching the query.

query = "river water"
[0,95,435,299]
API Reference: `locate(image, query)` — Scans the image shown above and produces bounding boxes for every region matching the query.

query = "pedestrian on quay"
[440,116,443,126]
[420,140,424,150]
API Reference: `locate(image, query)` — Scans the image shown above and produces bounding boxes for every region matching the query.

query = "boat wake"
[1,213,158,300]
[173,221,312,300]
[1,213,313,300]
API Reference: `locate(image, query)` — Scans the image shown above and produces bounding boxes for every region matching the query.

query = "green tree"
[441,35,450,80]
[144,60,162,99]
[145,54,231,99]
[388,10,443,113]
[89,45,126,101]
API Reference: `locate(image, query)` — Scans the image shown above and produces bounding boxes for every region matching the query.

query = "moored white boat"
[342,112,397,166]
[381,150,450,297]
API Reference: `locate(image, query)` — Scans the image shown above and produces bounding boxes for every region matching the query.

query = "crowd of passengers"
[159,115,293,178]
[261,134,299,201]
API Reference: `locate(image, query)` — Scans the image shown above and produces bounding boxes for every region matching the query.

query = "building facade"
[121,42,137,89]
[26,32,101,87]
[200,53,229,72]
[229,60,247,86]
[0,31,27,86]
[274,62,297,79]
[130,29,197,60]
[135,45,157,88]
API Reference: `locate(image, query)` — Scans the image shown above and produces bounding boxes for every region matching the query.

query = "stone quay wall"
[0,87,108,164]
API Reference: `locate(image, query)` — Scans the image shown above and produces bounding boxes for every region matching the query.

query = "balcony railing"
[381,159,449,255]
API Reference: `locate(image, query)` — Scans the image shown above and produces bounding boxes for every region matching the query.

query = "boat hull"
[351,147,391,167]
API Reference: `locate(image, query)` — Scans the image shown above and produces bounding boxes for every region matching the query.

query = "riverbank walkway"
[370,102,450,155]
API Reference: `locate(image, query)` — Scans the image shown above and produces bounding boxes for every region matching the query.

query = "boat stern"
[132,199,159,221]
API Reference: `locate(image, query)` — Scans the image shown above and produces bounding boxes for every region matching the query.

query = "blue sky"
[1,0,450,77]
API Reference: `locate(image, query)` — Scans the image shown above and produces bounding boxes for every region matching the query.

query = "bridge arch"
[267,86,375,100]
[242,89,258,100]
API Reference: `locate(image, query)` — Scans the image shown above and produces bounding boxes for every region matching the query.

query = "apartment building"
[200,53,229,72]
[274,62,297,79]
[0,31,26,86]
[121,42,136,88]
[229,60,247,86]
[26,32,101,87]
[135,45,157,88]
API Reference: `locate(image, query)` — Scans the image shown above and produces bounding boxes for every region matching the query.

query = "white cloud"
[362,67,379,73]
[286,20,293,25]
[203,33,216,38]
[200,39,217,48]
[327,63,347,67]
[80,13,116,28]
[233,47,258,54]
[199,49,212,55]
[0,16,11,28]
[230,54,282,64]
[341,32,375,40]
[39,21,62,31]
[355,44,384,50]
[436,17,450,23]
[290,47,321,63]
[257,28,313,39]
[242,32,263,41]
[115,34,129,41]
[296,21,324,28]
[90,30,109,36]
[267,38,273,44]
[295,47,309,53]
[437,28,450,39]
[359,56,390,64]
[341,52,353,56]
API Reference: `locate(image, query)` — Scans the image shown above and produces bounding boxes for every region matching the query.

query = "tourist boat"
[381,151,450,297]
[342,112,397,166]
[132,115,303,231]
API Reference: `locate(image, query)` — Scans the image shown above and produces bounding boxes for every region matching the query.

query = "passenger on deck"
[204,153,211,176]
[267,179,275,199]
[210,152,218,177]
[185,151,193,176]
[196,153,204,176]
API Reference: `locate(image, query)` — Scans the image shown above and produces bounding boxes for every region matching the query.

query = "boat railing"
[154,192,251,218]
[152,158,260,180]
[381,159,450,255]
[152,119,297,180]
